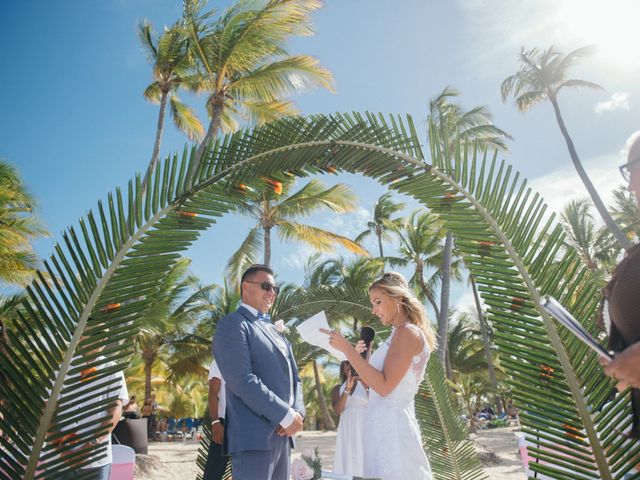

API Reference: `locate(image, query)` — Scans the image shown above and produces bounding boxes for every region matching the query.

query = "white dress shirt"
[208,359,226,419]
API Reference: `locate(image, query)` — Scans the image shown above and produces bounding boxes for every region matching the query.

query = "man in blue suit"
[213,264,305,480]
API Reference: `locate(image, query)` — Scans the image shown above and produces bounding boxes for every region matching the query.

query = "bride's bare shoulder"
[392,324,422,345]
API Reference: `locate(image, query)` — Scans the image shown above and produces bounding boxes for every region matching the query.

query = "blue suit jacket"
[212,306,305,454]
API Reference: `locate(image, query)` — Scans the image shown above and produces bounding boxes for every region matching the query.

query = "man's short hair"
[240,264,274,285]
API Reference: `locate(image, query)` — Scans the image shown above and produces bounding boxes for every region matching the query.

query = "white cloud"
[594,92,631,114]
[323,206,371,238]
[279,244,318,271]
[528,153,625,223]
[451,291,477,318]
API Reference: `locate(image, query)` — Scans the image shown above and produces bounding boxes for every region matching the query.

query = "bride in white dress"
[322,272,435,480]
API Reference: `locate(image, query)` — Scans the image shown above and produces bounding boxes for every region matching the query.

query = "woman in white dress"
[322,272,436,480]
[331,361,368,476]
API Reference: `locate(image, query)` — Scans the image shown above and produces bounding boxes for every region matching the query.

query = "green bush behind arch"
[1,112,636,479]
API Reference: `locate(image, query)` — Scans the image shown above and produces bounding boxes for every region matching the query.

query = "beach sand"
[137,427,526,479]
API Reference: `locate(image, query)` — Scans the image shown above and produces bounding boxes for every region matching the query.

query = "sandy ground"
[137,427,526,479]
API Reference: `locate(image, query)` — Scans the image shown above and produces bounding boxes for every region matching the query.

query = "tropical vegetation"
[138,19,204,193]
[2,3,639,478]
[501,46,631,250]
[225,178,368,284]
[182,0,334,179]
[0,160,48,287]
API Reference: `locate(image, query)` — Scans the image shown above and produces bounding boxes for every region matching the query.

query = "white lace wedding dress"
[363,324,432,480]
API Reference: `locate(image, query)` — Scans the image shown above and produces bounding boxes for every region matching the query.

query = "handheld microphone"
[359,326,375,360]
[350,327,376,389]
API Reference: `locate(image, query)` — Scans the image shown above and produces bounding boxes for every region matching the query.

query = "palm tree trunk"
[416,264,441,320]
[144,357,153,402]
[264,225,272,267]
[142,91,168,196]
[416,264,440,320]
[190,95,224,185]
[470,275,500,413]
[377,231,384,258]
[438,231,453,377]
[312,360,335,430]
[549,97,631,250]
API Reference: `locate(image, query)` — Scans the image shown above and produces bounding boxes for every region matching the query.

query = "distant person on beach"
[213,264,305,480]
[123,396,140,419]
[331,360,368,477]
[600,131,640,438]
[141,397,156,439]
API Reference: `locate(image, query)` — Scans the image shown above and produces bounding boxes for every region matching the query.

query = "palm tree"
[182,0,334,180]
[389,210,456,320]
[501,46,630,250]
[447,316,487,379]
[446,315,495,431]
[225,179,368,284]
[0,160,48,287]
[560,199,616,272]
[610,186,640,242]
[428,86,511,152]
[427,87,511,374]
[138,20,204,193]
[134,258,216,401]
[355,193,405,258]
[469,275,500,413]
[168,280,240,379]
[304,255,384,331]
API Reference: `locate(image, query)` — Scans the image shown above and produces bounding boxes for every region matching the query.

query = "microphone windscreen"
[358,326,375,361]
[360,326,375,345]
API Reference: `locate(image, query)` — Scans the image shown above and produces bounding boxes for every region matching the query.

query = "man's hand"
[212,421,224,444]
[602,341,640,389]
[276,412,303,437]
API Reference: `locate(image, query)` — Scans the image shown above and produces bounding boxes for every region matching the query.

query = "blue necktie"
[257,312,271,323]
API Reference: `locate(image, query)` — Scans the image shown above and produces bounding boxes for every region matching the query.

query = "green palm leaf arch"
[0,112,635,479]
[418,357,487,480]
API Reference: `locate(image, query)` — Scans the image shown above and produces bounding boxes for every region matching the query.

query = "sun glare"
[557,0,640,68]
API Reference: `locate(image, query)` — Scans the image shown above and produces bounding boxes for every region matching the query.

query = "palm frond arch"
[1,113,635,479]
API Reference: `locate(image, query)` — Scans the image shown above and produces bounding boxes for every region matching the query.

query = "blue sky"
[2,0,640,313]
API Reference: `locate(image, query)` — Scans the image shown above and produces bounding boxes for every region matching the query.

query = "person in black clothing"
[600,131,640,437]
[203,359,230,480]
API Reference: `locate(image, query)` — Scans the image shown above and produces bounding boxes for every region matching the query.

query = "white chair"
[109,444,135,480]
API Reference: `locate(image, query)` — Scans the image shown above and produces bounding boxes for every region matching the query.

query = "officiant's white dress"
[333,381,368,476]
[363,324,432,480]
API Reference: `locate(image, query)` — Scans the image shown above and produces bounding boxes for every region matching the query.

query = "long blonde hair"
[368,272,437,351]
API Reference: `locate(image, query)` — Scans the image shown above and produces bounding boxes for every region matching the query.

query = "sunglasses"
[619,158,640,182]
[244,280,280,295]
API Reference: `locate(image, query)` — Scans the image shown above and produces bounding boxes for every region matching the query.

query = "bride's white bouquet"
[291,447,322,480]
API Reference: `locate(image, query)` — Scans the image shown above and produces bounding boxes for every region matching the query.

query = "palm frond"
[225,226,262,287]
[169,95,205,141]
[417,356,489,480]
[276,221,369,256]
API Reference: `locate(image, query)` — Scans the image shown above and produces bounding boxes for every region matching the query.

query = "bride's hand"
[355,340,367,355]
[319,328,353,354]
